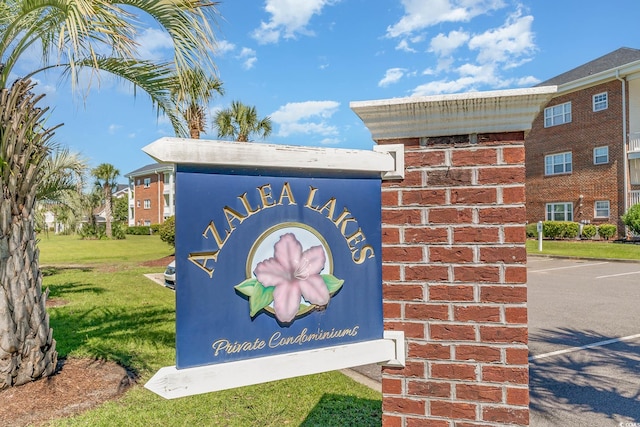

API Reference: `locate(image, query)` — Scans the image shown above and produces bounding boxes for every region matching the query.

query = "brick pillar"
[380,134,529,427]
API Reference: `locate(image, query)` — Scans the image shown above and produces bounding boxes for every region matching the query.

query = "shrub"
[159,216,175,248]
[581,224,597,239]
[526,223,538,238]
[126,226,151,235]
[621,203,640,236]
[150,223,161,234]
[111,222,126,240]
[598,224,617,240]
[79,224,106,240]
[542,221,579,239]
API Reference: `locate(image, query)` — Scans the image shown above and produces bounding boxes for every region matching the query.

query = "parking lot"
[528,257,640,426]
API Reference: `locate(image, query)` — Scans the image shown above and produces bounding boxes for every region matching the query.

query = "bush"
[621,203,640,235]
[581,224,597,239]
[126,226,151,235]
[526,223,539,238]
[542,221,580,239]
[159,216,175,248]
[111,222,126,240]
[150,223,161,234]
[79,224,106,240]
[598,224,617,240]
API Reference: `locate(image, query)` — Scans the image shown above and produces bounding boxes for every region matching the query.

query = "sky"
[16,0,640,181]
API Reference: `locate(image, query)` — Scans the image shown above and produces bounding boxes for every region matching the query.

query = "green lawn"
[38,234,381,426]
[526,239,640,260]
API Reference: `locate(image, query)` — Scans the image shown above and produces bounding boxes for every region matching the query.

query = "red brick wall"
[379,133,529,426]
[525,80,626,232]
[132,173,164,225]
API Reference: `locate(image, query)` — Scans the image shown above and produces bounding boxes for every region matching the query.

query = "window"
[546,203,573,221]
[595,201,610,218]
[144,199,151,209]
[144,220,151,226]
[545,152,572,175]
[593,92,608,112]
[136,200,140,208]
[143,178,151,188]
[594,146,609,164]
[544,102,571,127]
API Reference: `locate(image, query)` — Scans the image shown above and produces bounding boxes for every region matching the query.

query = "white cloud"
[108,124,122,134]
[429,30,470,56]
[135,28,174,60]
[320,137,340,145]
[396,39,417,53]
[215,40,236,56]
[468,10,535,67]
[237,47,257,70]
[270,101,340,137]
[252,0,338,44]
[379,68,407,87]
[387,0,506,38]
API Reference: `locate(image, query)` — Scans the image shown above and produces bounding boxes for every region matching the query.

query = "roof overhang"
[350,86,558,141]
[556,60,640,94]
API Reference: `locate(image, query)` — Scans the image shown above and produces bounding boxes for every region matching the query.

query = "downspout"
[157,172,162,225]
[616,70,629,234]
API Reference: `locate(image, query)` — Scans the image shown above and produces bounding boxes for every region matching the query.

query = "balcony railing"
[163,183,174,195]
[630,190,640,208]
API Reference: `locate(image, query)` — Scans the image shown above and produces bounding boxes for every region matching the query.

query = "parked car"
[164,261,176,289]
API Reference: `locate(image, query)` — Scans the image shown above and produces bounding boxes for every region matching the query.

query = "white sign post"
[537,221,543,252]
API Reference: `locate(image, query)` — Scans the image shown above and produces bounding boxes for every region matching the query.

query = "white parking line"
[596,270,640,279]
[529,333,640,361]
[528,261,609,273]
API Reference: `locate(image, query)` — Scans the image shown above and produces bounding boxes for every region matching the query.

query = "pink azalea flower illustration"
[253,233,329,323]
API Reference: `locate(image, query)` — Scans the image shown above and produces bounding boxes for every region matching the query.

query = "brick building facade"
[525,47,640,236]
[124,163,175,226]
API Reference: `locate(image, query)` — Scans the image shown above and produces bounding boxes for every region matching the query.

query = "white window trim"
[544,102,572,127]
[144,199,151,209]
[594,200,610,218]
[545,152,572,175]
[594,146,609,165]
[593,92,608,112]
[143,178,151,188]
[546,202,574,221]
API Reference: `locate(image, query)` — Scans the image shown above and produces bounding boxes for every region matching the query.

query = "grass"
[526,239,640,260]
[37,234,382,426]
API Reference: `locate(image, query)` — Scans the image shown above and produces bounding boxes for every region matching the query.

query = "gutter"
[616,70,629,226]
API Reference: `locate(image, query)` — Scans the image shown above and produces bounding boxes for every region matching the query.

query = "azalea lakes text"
[188,182,375,278]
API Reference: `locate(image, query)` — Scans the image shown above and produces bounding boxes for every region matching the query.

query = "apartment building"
[526,47,640,237]
[124,163,175,226]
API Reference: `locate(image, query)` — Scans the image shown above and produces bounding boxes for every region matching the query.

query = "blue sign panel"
[175,167,383,369]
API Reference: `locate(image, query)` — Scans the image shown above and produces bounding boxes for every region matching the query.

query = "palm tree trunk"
[104,185,112,238]
[0,79,58,389]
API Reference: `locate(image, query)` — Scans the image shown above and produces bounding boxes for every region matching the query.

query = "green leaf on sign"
[249,282,274,317]
[322,274,344,293]
[234,278,259,297]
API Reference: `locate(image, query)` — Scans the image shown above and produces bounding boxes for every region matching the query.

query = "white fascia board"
[557,61,640,94]
[350,86,557,141]
[143,138,396,176]
[145,332,404,399]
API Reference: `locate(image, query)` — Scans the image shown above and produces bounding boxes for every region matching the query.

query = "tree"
[113,196,129,224]
[92,163,119,239]
[0,0,219,388]
[621,203,640,236]
[0,79,59,388]
[172,69,224,139]
[214,101,272,142]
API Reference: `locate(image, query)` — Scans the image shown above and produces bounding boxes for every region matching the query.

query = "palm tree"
[0,0,219,389]
[171,68,224,139]
[214,100,272,142]
[35,147,88,233]
[92,163,119,239]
